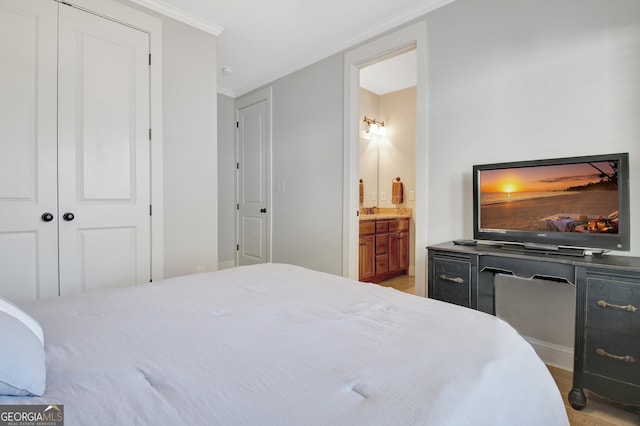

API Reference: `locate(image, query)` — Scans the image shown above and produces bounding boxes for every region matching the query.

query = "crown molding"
[234,0,455,96]
[127,0,224,35]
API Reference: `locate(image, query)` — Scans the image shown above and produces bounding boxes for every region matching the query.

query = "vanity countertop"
[360,214,411,220]
[359,207,411,221]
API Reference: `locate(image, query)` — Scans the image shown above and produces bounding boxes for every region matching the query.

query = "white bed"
[1,263,568,425]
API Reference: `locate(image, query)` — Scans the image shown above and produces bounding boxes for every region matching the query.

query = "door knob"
[260,208,267,213]
[41,212,54,222]
[63,212,75,221]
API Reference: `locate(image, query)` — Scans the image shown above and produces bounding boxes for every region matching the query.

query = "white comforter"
[3,264,568,425]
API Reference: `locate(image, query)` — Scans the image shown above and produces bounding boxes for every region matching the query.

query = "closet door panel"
[57,5,151,295]
[0,0,59,301]
[78,227,138,292]
[81,34,135,201]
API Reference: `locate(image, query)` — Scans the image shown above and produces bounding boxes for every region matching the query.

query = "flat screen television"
[473,153,630,253]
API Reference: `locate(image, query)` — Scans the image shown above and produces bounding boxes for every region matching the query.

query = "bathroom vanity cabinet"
[359,217,410,282]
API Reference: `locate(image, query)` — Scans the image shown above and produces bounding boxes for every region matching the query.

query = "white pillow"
[0,296,43,345]
[0,298,46,396]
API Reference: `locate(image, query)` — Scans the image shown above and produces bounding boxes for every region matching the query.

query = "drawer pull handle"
[596,300,638,313]
[439,274,464,284]
[595,348,636,364]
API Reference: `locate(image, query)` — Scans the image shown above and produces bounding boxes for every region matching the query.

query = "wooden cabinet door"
[389,232,400,272]
[389,230,409,272]
[398,230,410,269]
[359,235,375,281]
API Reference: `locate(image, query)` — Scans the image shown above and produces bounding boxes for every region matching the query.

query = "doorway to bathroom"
[359,50,417,292]
[343,22,428,296]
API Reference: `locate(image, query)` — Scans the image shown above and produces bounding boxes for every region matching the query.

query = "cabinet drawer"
[375,221,389,233]
[359,221,375,235]
[376,255,389,275]
[389,218,409,232]
[584,328,640,386]
[586,276,640,335]
[375,235,388,254]
[432,257,471,308]
[480,255,574,283]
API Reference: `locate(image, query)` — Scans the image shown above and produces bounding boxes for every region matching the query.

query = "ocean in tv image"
[479,161,619,234]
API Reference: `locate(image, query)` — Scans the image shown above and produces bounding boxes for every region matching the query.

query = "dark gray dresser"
[427,242,640,410]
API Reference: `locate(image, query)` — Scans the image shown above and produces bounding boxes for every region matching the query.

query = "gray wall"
[218,0,640,366]
[115,0,220,278]
[162,17,218,278]
[225,54,346,275]
[217,94,236,267]
[220,0,640,278]
[426,0,640,249]
[270,55,345,275]
[422,0,640,365]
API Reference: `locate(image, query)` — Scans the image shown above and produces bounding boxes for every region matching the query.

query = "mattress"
[1,263,569,425]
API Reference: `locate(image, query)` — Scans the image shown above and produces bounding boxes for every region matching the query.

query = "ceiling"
[128,0,454,97]
[360,50,417,95]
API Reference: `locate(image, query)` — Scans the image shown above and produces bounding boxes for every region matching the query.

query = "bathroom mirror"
[359,116,379,208]
[359,49,416,209]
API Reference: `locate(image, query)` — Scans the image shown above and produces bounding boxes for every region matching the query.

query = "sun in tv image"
[479,161,619,234]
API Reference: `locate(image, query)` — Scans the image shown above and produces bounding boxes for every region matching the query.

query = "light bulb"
[377,125,386,137]
[370,123,379,134]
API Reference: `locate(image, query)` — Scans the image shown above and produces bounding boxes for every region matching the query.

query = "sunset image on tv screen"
[479,161,619,234]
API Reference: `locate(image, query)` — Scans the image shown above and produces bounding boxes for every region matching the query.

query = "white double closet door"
[0,0,151,301]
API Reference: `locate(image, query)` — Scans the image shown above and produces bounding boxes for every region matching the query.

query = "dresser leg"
[568,388,587,410]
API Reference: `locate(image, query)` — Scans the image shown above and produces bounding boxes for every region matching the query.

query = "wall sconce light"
[363,116,386,136]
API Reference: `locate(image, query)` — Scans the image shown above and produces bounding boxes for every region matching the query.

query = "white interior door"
[236,90,271,266]
[57,4,151,294]
[0,0,59,302]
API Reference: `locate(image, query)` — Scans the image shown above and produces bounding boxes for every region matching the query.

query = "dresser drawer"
[432,256,471,308]
[586,276,640,335]
[584,328,640,386]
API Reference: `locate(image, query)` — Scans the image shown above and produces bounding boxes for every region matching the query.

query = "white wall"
[217,94,236,268]
[162,18,218,278]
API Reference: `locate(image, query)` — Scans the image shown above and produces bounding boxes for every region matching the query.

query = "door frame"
[235,87,273,265]
[343,22,429,296]
[62,0,164,282]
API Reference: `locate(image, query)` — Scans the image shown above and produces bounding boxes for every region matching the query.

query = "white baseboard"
[218,260,236,270]
[524,335,573,371]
